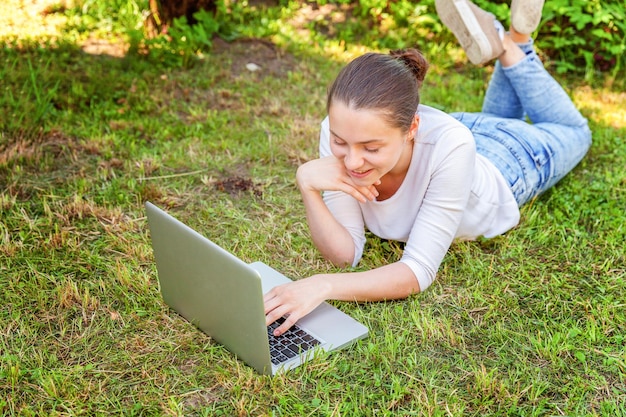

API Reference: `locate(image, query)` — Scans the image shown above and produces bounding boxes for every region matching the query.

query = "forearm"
[265,258,421,336]
[300,188,355,266]
[314,261,421,302]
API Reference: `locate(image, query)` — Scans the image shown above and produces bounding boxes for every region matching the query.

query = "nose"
[343,148,364,171]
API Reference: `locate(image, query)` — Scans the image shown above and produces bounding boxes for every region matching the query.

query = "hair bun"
[389,48,429,87]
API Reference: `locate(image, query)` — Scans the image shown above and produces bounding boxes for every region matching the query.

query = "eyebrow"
[329,129,385,144]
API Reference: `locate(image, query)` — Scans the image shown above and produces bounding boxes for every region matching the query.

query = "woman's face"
[328,101,418,187]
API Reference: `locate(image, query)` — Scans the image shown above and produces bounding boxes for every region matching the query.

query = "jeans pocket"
[495,120,554,170]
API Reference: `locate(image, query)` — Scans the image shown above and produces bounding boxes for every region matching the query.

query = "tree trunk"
[147,0,217,35]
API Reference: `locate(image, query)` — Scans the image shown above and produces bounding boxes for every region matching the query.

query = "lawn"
[1,1,625,416]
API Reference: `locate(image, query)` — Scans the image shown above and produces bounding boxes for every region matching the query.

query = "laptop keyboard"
[267,317,322,365]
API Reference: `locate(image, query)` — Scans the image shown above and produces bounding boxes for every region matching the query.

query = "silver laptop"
[145,202,368,375]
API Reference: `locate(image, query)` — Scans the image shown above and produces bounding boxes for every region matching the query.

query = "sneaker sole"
[510,0,545,33]
[435,0,494,65]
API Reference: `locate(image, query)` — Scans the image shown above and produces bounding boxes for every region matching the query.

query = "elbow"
[398,258,433,293]
[323,253,353,268]
[320,247,355,269]
[327,257,352,269]
[314,233,360,268]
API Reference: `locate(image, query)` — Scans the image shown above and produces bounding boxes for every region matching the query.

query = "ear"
[408,114,420,140]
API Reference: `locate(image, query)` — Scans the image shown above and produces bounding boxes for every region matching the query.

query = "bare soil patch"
[212,37,298,78]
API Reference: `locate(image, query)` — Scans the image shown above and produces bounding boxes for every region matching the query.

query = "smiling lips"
[349,168,373,179]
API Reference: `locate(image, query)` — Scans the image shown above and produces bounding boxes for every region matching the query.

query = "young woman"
[264,0,592,336]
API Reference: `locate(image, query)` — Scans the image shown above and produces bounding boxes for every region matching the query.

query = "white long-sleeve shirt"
[319,104,520,291]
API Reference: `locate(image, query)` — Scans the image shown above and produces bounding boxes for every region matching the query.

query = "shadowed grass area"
[1,1,625,416]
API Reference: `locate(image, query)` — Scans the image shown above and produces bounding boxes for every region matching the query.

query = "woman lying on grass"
[265,0,592,336]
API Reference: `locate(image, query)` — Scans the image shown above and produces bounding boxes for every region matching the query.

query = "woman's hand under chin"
[296,156,380,203]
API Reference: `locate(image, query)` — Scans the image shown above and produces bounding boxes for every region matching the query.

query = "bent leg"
[481,60,524,119]
[483,33,588,131]
[501,42,588,128]
[481,39,536,119]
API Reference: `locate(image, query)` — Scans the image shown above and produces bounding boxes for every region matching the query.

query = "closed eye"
[330,130,382,153]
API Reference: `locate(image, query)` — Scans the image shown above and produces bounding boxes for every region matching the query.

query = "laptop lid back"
[145,202,273,375]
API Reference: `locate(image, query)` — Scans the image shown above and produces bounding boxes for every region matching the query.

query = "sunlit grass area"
[0,0,67,40]
[1,1,625,416]
[574,87,626,129]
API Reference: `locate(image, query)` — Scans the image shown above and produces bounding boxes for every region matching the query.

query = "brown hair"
[326,48,429,133]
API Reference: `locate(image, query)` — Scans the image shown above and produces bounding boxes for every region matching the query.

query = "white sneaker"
[435,0,505,65]
[510,0,545,34]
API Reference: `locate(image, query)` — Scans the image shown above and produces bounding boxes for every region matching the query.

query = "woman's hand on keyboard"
[263,275,332,336]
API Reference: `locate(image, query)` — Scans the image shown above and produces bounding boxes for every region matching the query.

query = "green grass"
[1,1,625,416]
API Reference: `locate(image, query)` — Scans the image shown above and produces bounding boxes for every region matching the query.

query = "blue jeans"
[451,40,592,206]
